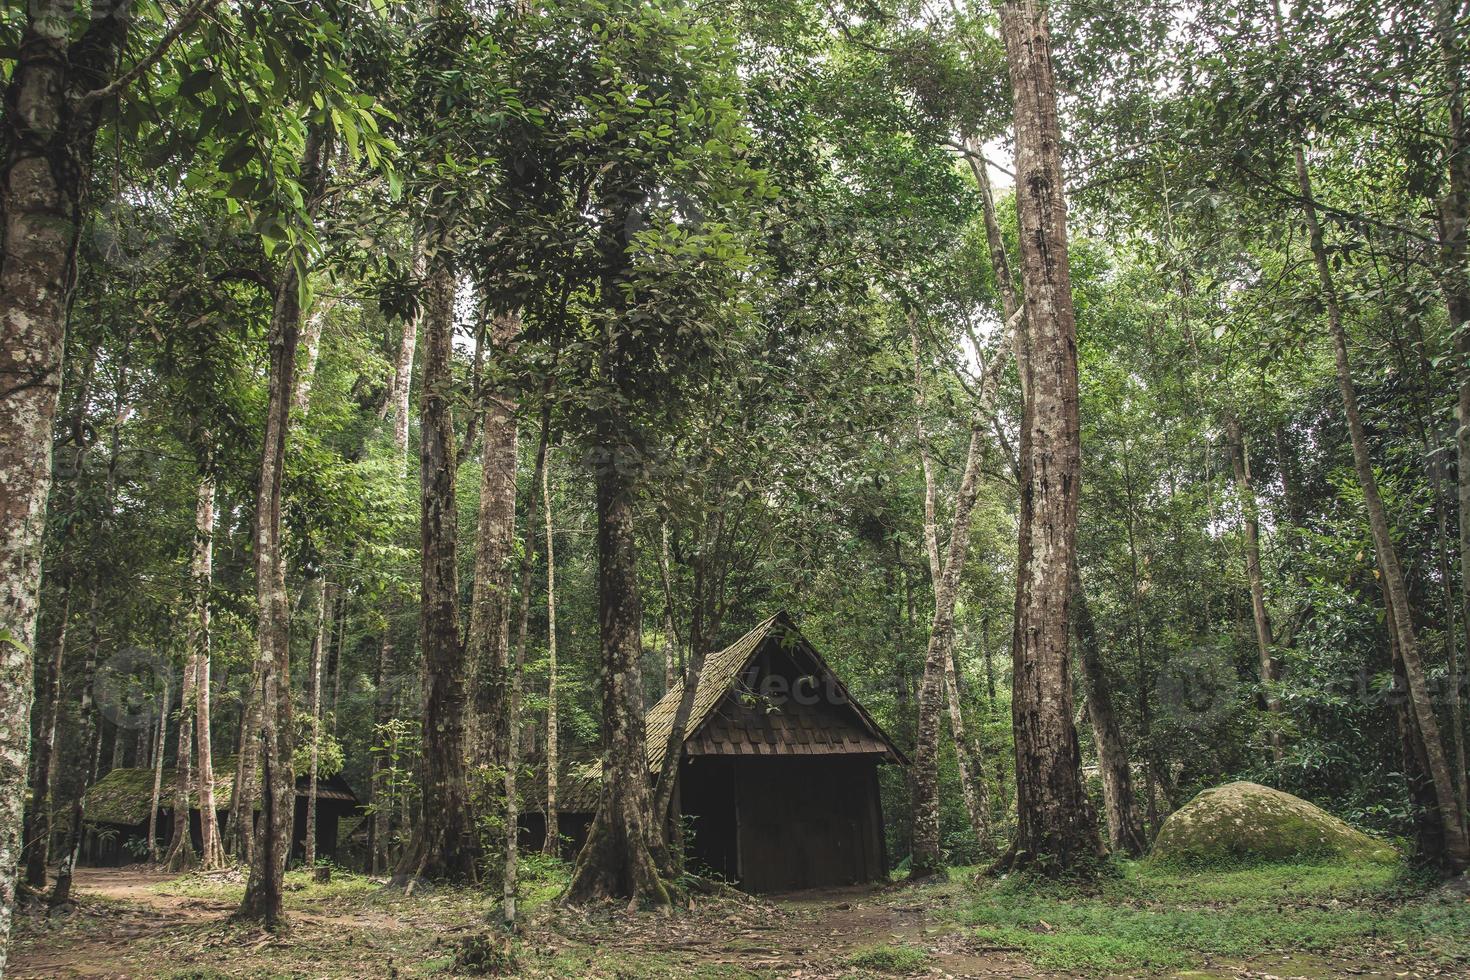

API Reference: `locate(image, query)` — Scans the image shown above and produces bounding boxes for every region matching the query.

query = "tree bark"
[996,0,1102,875]
[369,256,422,875]
[0,3,131,956]
[191,469,223,869]
[292,300,334,414]
[235,131,326,928]
[503,409,549,925]
[22,588,70,888]
[962,137,1028,398]
[1434,0,1470,809]
[225,687,257,864]
[1071,564,1146,857]
[304,581,327,870]
[392,252,480,886]
[910,424,987,877]
[165,643,199,872]
[944,639,993,853]
[908,321,1002,869]
[543,460,561,855]
[380,249,422,452]
[467,312,521,772]
[565,428,669,906]
[1226,415,1283,760]
[148,672,169,862]
[659,522,679,694]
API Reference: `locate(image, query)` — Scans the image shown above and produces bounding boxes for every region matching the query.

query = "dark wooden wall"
[681,754,886,893]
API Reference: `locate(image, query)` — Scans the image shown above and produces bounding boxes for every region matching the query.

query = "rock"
[1148,781,1397,866]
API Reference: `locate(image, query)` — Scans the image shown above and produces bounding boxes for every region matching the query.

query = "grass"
[846,941,932,974]
[949,859,1470,976]
[156,868,379,902]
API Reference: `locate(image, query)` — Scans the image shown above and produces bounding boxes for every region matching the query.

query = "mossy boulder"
[1149,782,1397,867]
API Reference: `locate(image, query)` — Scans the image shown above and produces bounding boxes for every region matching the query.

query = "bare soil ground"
[9,866,1041,979]
[10,866,1462,979]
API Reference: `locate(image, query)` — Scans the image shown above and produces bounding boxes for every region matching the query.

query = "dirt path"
[9,867,1044,979]
[547,882,1046,978]
[10,868,228,978]
[762,884,1043,977]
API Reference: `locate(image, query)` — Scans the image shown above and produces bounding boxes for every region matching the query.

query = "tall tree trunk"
[293,262,330,866]
[659,522,679,694]
[1226,416,1283,759]
[191,469,224,869]
[329,590,344,736]
[304,582,327,870]
[51,376,128,903]
[392,253,480,886]
[909,319,1010,865]
[225,688,257,863]
[148,671,169,862]
[1071,564,1146,857]
[292,300,334,415]
[380,249,423,449]
[944,640,993,853]
[908,326,1011,872]
[961,138,1028,395]
[910,424,987,878]
[24,350,97,888]
[503,410,549,926]
[0,4,131,957]
[165,644,198,871]
[49,630,102,908]
[1384,573,1448,863]
[369,633,391,875]
[650,508,725,849]
[369,261,421,875]
[565,426,669,906]
[1263,0,1470,860]
[1306,168,1470,865]
[22,588,70,889]
[996,0,1101,875]
[1434,0,1470,808]
[980,615,997,701]
[1283,118,1470,868]
[467,312,521,772]
[236,169,320,931]
[543,461,561,855]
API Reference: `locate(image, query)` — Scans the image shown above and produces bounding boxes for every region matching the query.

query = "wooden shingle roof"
[644,610,904,773]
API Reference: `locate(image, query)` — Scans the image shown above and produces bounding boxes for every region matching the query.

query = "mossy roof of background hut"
[83,761,239,826]
[83,759,358,825]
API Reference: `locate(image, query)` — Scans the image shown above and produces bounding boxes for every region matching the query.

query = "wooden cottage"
[80,762,360,866]
[533,612,905,892]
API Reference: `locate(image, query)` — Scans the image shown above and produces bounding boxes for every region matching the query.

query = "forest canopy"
[1,0,1468,972]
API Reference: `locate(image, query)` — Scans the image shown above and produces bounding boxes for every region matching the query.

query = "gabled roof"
[644,610,905,773]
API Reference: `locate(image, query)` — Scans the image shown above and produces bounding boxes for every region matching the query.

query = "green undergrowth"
[154,857,571,915]
[846,941,932,974]
[156,867,388,905]
[950,858,1470,976]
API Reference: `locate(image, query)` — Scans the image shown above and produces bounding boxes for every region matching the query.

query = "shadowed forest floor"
[9,863,1470,978]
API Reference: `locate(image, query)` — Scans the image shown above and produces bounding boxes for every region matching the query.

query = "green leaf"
[219,139,257,173]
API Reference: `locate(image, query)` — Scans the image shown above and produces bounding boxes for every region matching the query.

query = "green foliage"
[846,942,932,975]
